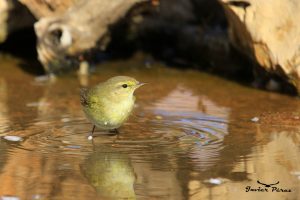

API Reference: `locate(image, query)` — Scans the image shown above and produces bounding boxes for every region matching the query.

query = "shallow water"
[0,54,299,199]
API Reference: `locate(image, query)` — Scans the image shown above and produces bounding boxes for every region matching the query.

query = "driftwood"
[220,0,300,92]
[0,0,35,43]
[19,0,77,18]
[32,0,233,75]
[33,0,145,73]
[1,0,231,75]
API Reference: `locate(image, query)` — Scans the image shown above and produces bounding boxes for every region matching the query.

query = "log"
[0,0,35,43]
[0,0,9,43]
[34,0,145,73]
[19,0,77,18]
[220,0,300,92]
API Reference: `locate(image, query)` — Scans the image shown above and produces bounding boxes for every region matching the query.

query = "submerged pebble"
[3,136,23,142]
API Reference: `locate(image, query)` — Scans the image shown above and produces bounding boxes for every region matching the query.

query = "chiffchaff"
[80,76,145,140]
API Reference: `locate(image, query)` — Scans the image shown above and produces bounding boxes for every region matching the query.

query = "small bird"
[80,76,145,140]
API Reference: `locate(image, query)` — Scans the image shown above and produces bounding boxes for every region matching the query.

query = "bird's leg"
[88,125,96,140]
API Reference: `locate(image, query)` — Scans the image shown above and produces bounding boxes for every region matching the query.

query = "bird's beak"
[135,82,147,89]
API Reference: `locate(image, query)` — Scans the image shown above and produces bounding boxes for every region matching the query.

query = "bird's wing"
[80,88,90,107]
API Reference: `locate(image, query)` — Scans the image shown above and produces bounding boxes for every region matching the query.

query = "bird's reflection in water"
[81,148,136,199]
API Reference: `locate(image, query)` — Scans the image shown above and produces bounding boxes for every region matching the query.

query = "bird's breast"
[87,96,134,129]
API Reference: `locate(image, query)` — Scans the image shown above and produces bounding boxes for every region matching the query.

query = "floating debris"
[3,136,23,142]
[251,117,260,122]
[205,178,223,185]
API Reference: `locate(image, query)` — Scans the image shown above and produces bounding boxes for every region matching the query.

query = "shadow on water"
[0,55,299,199]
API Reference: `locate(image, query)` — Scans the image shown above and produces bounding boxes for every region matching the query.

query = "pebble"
[205,178,222,185]
[88,135,93,140]
[0,196,20,200]
[3,136,23,142]
[251,117,260,122]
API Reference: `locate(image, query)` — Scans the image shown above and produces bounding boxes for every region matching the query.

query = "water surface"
[0,54,299,199]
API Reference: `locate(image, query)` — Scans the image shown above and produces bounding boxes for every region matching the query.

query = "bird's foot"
[87,125,96,140]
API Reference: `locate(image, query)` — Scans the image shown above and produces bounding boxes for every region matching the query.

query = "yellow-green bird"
[80,76,145,140]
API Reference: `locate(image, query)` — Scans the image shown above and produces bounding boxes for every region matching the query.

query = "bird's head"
[105,76,146,99]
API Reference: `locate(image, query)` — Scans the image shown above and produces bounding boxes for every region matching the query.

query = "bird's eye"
[122,84,128,88]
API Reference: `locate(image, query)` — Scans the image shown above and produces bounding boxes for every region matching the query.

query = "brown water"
[0,54,299,200]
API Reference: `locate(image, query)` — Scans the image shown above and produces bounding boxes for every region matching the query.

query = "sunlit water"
[0,54,299,199]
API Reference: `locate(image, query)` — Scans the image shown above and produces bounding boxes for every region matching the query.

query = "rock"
[220,0,300,93]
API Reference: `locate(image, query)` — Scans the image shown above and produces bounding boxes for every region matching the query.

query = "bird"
[80,76,145,140]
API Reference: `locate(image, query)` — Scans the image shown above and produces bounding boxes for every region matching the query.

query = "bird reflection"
[81,149,136,199]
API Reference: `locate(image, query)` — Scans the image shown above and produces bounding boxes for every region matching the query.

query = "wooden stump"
[33,0,145,73]
[0,0,9,43]
[0,0,35,43]
[220,0,300,92]
[19,0,78,18]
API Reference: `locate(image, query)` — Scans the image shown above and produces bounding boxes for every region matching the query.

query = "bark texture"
[220,0,300,92]
[0,0,35,43]
[19,0,78,18]
[34,0,144,73]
